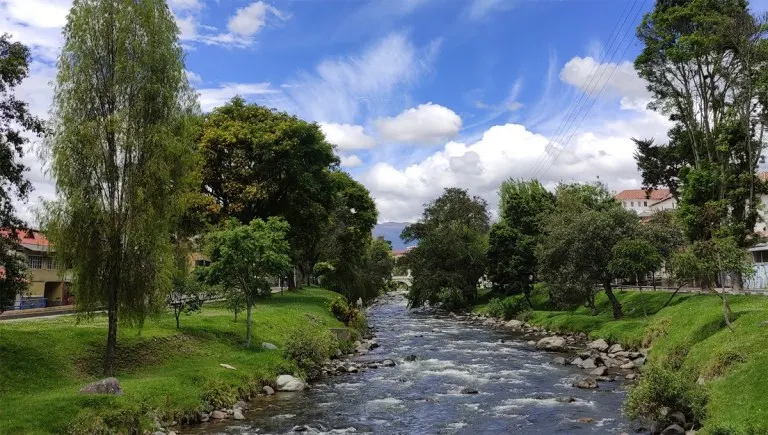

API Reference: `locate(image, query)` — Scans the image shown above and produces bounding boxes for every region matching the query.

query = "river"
[194,293,635,434]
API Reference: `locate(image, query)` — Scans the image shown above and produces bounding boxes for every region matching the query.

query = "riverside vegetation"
[0,287,370,434]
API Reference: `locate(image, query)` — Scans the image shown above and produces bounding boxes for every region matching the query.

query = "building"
[614,188,676,218]
[2,229,72,309]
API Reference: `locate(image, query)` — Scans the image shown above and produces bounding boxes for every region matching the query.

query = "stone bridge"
[391,274,412,289]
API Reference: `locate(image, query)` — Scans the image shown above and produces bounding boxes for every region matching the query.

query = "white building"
[614,188,677,219]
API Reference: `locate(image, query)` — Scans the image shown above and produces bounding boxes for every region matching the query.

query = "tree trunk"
[524,289,533,309]
[175,308,180,329]
[604,281,623,319]
[732,271,744,293]
[287,269,296,290]
[245,301,253,347]
[104,284,118,376]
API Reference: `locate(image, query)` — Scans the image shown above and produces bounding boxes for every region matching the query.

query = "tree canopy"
[402,188,490,308]
[198,98,338,286]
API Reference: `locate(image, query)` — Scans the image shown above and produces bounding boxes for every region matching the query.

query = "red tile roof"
[0,229,51,247]
[614,189,670,201]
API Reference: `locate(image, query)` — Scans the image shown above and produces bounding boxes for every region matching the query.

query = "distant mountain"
[373,222,410,250]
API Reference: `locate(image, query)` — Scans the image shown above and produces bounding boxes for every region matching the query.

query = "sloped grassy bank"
[0,287,348,434]
[473,289,768,434]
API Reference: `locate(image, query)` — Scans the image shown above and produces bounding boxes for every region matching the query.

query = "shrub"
[700,349,747,381]
[437,287,466,311]
[487,295,529,320]
[283,325,338,380]
[201,380,238,409]
[329,296,352,323]
[624,365,708,427]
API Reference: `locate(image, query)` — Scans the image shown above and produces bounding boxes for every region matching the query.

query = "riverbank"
[471,289,768,433]
[0,287,345,434]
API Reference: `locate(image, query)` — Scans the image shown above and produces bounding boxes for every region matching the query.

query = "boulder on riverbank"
[505,319,524,328]
[79,377,123,395]
[588,339,609,352]
[276,375,306,391]
[536,336,567,352]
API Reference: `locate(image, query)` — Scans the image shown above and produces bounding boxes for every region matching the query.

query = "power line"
[526,0,642,181]
[534,1,646,181]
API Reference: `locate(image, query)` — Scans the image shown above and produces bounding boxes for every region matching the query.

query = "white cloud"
[185,70,202,84]
[175,14,199,41]
[168,0,202,12]
[265,32,440,124]
[467,0,514,20]
[560,56,649,102]
[228,1,287,37]
[340,154,364,168]
[320,123,376,151]
[374,103,462,145]
[197,82,278,112]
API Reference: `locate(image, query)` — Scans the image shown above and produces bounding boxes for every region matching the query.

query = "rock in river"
[536,336,567,352]
[460,387,479,394]
[552,357,567,365]
[581,358,597,370]
[572,378,598,389]
[590,367,607,376]
[233,410,245,420]
[262,385,275,395]
[211,410,227,419]
[79,377,123,395]
[404,354,418,362]
[276,375,306,392]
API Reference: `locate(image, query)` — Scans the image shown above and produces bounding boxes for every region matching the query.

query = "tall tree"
[633,0,768,290]
[43,0,199,375]
[487,179,554,303]
[538,183,637,318]
[202,218,291,346]
[316,171,380,301]
[402,188,490,308]
[198,98,338,287]
[0,35,42,311]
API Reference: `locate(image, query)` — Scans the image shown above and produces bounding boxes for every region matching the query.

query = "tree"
[169,273,209,329]
[43,0,199,376]
[402,188,490,308]
[538,183,637,318]
[0,35,44,310]
[202,218,291,346]
[315,171,380,301]
[633,0,768,289]
[198,98,338,287]
[667,236,753,329]
[487,179,554,303]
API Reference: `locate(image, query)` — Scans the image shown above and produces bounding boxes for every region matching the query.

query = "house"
[1,229,72,309]
[614,188,676,218]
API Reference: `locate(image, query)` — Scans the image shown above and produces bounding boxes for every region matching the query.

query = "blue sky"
[5,0,768,223]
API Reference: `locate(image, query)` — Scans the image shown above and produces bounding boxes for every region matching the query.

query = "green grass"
[0,287,344,434]
[494,288,768,434]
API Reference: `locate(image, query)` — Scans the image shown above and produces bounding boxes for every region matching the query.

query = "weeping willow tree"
[43,0,199,376]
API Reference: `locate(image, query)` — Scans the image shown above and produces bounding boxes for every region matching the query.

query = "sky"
[5,0,768,225]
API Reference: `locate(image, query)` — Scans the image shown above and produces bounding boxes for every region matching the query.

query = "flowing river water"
[194,294,635,434]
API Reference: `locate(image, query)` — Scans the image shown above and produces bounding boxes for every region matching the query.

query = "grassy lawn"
[0,287,343,434]
[498,288,768,433]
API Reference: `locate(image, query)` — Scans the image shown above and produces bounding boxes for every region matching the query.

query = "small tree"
[168,273,212,329]
[203,218,291,346]
[609,238,663,290]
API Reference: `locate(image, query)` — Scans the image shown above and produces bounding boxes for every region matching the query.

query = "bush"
[624,365,708,427]
[487,295,529,320]
[643,316,671,347]
[437,287,466,311]
[201,380,238,409]
[329,296,366,331]
[283,325,338,380]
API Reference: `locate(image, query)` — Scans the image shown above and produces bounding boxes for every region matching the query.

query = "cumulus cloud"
[197,82,278,112]
[228,1,287,38]
[320,123,376,151]
[340,154,364,168]
[374,103,462,145]
[559,56,649,102]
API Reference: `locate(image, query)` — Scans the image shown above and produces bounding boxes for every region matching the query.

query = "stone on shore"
[262,342,278,350]
[607,343,624,354]
[79,377,123,395]
[620,361,636,370]
[536,336,567,352]
[276,375,306,392]
[211,410,227,419]
[588,339,610,352]
[505,319,524,328]
[581,358,597,370]
[262,385,275,395]
[232,410,245,420]
[662,424,685,434]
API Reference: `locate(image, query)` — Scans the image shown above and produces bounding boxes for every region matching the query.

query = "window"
[753,251,768,263]
[27,255,42,269]
[644,201,648,206]
[194,259,211,267]
[631,201,634,207]
[45,257,55,270]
